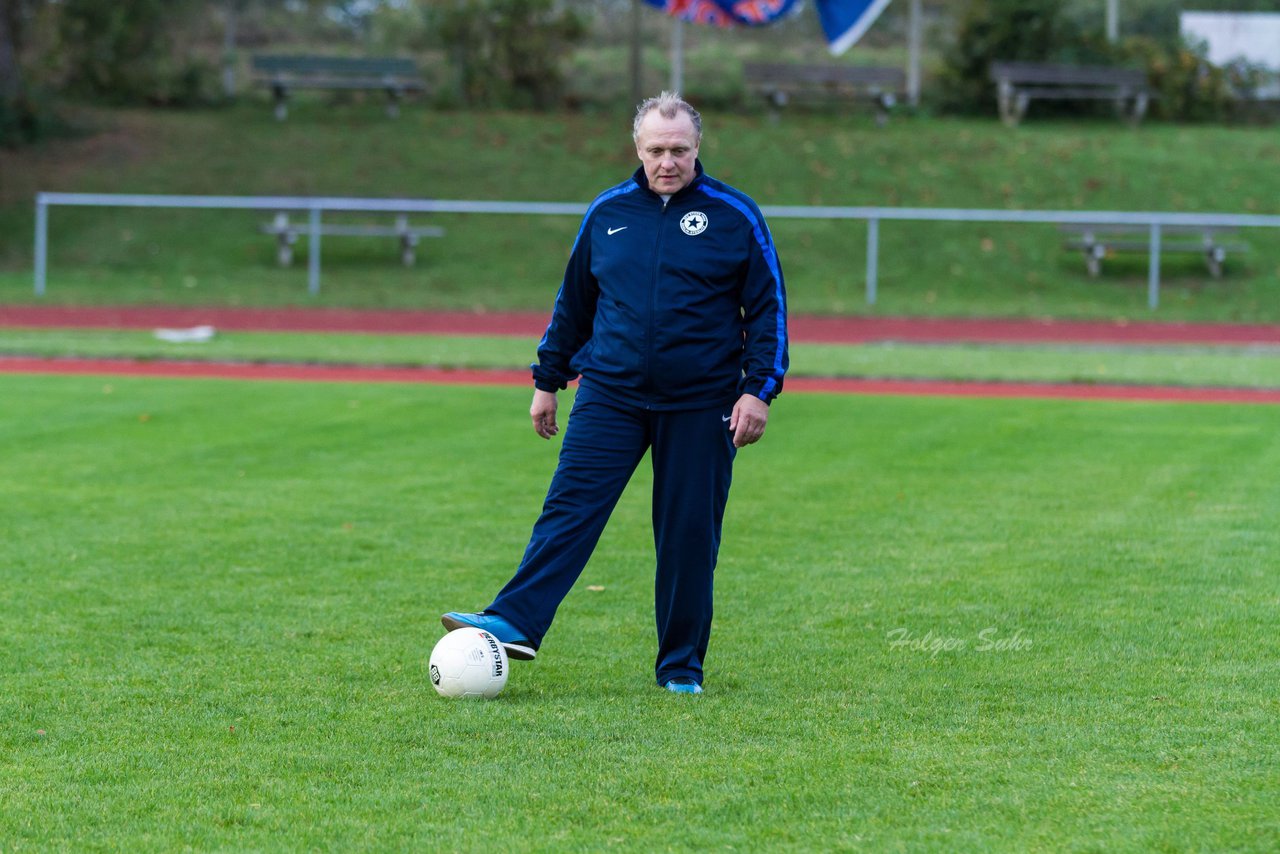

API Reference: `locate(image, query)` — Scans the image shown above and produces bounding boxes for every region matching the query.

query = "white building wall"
[1181,12,1280,98]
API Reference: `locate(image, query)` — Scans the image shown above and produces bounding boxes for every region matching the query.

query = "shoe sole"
[441,614,537,661]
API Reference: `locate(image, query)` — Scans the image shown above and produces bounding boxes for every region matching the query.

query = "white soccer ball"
[429,628,509,699]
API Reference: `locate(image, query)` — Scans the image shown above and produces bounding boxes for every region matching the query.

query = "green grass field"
[4,327,1280,389]
[3,98,1278,850]
[4,374,1278,850]
[2,105,1278,321]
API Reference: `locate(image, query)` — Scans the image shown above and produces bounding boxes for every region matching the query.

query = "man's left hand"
[729,394,769,448]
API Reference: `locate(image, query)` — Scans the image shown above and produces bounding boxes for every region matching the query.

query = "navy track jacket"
[532,161,789,410]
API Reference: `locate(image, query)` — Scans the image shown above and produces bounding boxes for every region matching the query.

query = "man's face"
[634,110,700,195]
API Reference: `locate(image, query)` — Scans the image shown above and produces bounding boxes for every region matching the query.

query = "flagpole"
[670,17,685,93]
[630,0,643,103]
[907,0,921,107]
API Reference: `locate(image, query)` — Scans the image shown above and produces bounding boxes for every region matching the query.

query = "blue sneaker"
[441,612,538,661]
[663,678,703,695]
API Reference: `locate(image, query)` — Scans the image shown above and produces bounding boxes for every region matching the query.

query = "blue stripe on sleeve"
[696,183,788,397]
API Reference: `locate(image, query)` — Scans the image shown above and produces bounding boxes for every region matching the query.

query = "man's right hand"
[530,389,559,439]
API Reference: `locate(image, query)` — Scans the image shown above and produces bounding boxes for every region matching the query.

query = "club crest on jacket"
[680,211,708,236]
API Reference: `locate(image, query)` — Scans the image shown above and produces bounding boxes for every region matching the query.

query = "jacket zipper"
[644,198,669,406]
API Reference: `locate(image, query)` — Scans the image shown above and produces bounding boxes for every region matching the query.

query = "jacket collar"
[631,158,706,200]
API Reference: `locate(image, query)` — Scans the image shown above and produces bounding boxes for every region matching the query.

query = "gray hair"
[632,91,702,141]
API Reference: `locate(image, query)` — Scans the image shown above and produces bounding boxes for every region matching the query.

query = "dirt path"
[3,304,1280,346]
[4,305,1279,404]
[5,357,1279,405]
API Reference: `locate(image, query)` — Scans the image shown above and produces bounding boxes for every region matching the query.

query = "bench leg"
[1206,246,1225,278]
[997,82,1014,126]
[1013,93,1029,126]
[998,93,1029,127]
[271,84,288,121]
[997,82,1027,127]
[873,92,894,127]
[386,87,402,119]
[269,213,294,266]
[1116,90,1150,126]
[764,90,786,126]
[1085,242,1104,278]
[1132,92,1149,125]
[277,233,294,267]
[396,215,417,265]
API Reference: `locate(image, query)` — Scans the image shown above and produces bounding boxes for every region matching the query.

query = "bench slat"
[1058,224,1238,236]
[264,79,425,91]
[743,62,904,125]
[1065,239,1247,253]
[744,63,905,86]
[1018,87,1142,99]
[252,55,420,76]
[1060,224,1247,279]
[260,216,445,267]
[251,55,425,119]
[260,224,445,238]
[989,61,1147,86]
[991,61,1150,126]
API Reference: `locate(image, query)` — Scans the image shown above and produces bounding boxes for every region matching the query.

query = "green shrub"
[56,0,216,107]
[0,96,37,147]
[0,87,69,148]
[939,0,1099,115]
[431,0,586,109]
[940,0,1263,122]
[1118,37,1232,122]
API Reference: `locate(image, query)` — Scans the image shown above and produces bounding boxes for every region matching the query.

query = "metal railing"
[33,192,1280,308]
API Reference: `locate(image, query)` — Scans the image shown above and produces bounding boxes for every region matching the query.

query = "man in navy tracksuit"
[444,92,788,694]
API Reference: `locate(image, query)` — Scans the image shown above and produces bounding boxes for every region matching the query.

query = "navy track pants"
[486,383,737,686]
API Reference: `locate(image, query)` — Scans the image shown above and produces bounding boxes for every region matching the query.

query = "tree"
[0,1,45,146]
[939,0,1101,114]
[0,4,21,105]
[433,0,586,109]
[57,0,216,105]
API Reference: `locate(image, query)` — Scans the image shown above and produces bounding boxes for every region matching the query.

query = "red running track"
[5,304,1280,403]
[5,357,1280,404]
[3,304,1280,346]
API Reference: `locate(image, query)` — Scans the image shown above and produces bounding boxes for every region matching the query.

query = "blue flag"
[642,0,893,55]
[815,0,894,54]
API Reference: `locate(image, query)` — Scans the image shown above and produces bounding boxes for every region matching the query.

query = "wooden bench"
[989,62,1150,126]
[251,55,425,120]
[1059,224,1248,278]
[743,63,905,125]
[260,213,445,267]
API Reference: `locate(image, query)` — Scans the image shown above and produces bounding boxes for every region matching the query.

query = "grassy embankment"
[1,104,1277,321]
[2,105,1278,386]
